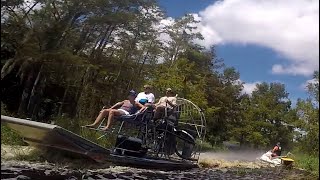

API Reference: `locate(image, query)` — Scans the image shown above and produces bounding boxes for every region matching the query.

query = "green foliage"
[293,71,319,154]
[1,103,10,116]
[53,117,116,148]
[229,82,295,148]
[247,132,268,148]
[1,104,26,145]
[1,124,27,146]
[307,71,319,102]
[13,148,44,162]
[293,152,319,176]
[53,116,81,133]
[198,140,227,152]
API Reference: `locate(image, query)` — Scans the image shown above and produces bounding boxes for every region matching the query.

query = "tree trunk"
[18,71,36,116]
[90,25,112,59]
[75,66,98,118]
[113,33,140,84]
[73,25,96,54]
[57,12,84,48]
[27,65,44,120]
[58,84,70,116]
[96,25,116,60]
[137,51,149,77]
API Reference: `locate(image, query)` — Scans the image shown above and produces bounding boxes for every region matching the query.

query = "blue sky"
[158,0,319,104]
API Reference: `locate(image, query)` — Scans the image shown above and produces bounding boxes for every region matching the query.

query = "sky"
[158,0,319,104]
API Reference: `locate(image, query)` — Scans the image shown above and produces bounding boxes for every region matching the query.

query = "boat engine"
[114,135,147,157]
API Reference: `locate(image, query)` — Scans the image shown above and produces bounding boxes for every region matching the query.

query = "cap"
[129,90,137,96]
[166,88,172,91]
[144,84,152,89]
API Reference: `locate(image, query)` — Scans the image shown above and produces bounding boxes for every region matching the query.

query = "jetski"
[259,150,294,166]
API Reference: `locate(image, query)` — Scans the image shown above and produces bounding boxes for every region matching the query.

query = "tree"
[232,82,294,148]
[162,14,203,66]
[294,71,319,154]
[1,0,164,120]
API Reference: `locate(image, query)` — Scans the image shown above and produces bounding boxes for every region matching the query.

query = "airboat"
[1,98,206,170]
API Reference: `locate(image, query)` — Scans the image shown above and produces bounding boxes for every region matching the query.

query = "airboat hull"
[1,115,197,169]
[108,154,198,170]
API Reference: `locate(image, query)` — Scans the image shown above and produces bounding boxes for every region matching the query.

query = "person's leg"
[153,106,165,120]
[145,103,152,107]
[86,109,110,127]
[101,109,126,130]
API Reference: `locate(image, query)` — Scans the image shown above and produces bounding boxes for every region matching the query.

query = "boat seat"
[82,106,154,140]
[116,106,153,125]
[116,113,143,124]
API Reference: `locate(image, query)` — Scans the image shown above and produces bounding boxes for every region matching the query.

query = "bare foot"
[85,124,97,128]
[100,127,110,131]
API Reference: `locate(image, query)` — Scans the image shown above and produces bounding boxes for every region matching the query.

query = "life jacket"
[273,145,282,156]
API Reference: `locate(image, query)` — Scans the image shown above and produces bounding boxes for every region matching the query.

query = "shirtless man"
[153,88,177,120]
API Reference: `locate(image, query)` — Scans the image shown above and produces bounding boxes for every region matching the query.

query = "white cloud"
[242,81,261,95]
[300,78,319,91]
[24,0,43,10]
[194,0,319,76]
[155,17,175,47]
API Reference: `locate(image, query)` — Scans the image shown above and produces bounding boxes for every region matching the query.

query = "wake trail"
[200,150,266,162]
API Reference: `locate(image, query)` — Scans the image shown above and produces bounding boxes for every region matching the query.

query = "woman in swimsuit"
[85,90,145,131]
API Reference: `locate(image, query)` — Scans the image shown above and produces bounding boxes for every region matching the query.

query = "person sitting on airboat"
[85,90,146,131]
[135,84,155,106]
[153,88,177,120]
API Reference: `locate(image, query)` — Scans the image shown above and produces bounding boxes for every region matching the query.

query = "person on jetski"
[271,142,282,157]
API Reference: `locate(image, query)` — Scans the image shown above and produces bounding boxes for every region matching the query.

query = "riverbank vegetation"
[1,0,318,177]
